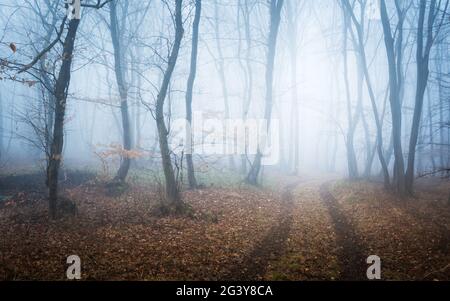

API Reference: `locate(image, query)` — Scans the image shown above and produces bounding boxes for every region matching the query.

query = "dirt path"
[227,178,369,280]
[319,182,367,280]
[224,182,298,280]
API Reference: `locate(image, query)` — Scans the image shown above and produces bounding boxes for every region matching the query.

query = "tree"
[236,0,253,174]
[341,5,359,179]
[405,0,449,193]
[109,0,132,183]
[0,86,3,163]
[11,0,113,218]
[246,0,284,185]
[379,0,408,194]
[154,0,184,210]
[436,41,448,170]
[47,16,80,219]
[34,0,61,159]
[212,0,235,170]
[285,0,304,176]
[185,0,201,189]
[8,0,64,179]
[342,0,390,188]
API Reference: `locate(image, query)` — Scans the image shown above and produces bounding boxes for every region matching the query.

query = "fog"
[0,0,450,283]
[0,0,449,197]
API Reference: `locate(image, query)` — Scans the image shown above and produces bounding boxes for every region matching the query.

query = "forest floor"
[0,170,449,280]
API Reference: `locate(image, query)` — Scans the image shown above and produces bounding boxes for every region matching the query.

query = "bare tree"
[47,15,80,219]
[185,0,201,189]
[16,0,113,218]
[285,0,304,176]
[341,5,359,179]
[405,0,449,193]
[342,0,390,188]
[154,0,184,210]
[247,0,284,185]
[379,0,408,194]
[212,0,235,170]
[108,0,132,183]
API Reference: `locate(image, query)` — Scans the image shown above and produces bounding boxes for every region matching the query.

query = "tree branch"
[18,15,67,73]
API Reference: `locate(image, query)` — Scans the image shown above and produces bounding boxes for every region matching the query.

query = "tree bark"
[243,2,254,175]
[341,5,360,180]
[155,0,184,207]
[405,0,443,193]
[286,0,300,175]
[0,88,3,162]
[426,87,436,170]
[213,0,234,170]
[237,0,253,174]
[247,0,284,185]
[109,0,132,183]
[185,0,201,189]
[342,0,390,188]
[47,18,80,219]
[437,44,445,170]
[380,0,406,194]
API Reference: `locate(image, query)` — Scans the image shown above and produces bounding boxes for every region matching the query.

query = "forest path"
[224,181,299,280]
[318,181,367,280]
[224,176,370,280]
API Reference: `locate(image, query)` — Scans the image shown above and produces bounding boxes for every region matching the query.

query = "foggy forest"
[0,0,449,282]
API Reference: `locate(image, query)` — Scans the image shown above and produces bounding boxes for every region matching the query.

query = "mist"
[0,0,449,283]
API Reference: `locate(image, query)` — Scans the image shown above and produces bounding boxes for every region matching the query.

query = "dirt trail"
[224,182,298,280]
[319,181,367,280]
[227,178,370,280]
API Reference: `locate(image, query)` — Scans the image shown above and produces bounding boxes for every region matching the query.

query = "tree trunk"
[213,0,234,170]
[39,58,55,158]
[342,0,390,187]
[47,18,80,219]
[406,0,438,193]
[380,0,406,194]
[0,88,3,162]
[109,0,132,183]
[247,0,284,185]
[427,87,436,170]
[361,110,373,177]
[406,64,429,193]
[341,7,359,180]
[185,0,201,189]
[155,0,184,207]
[135,47,143,150]
[286,0,300,175]
[238,0,253,175]
[437,44,445,170]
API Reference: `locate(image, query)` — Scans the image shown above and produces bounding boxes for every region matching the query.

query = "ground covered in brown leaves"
[0,171,449,280]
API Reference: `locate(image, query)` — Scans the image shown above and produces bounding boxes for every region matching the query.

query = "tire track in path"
[224,182,298,280]
[319,181,367,280]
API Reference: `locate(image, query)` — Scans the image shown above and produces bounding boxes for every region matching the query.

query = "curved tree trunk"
[247,0,284,185]
[155,0,184,207]
[109,0,132,183]
[342,0,390,188]
[380,0,405,194]
[405,0,445,193]
[47,18,80,219]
